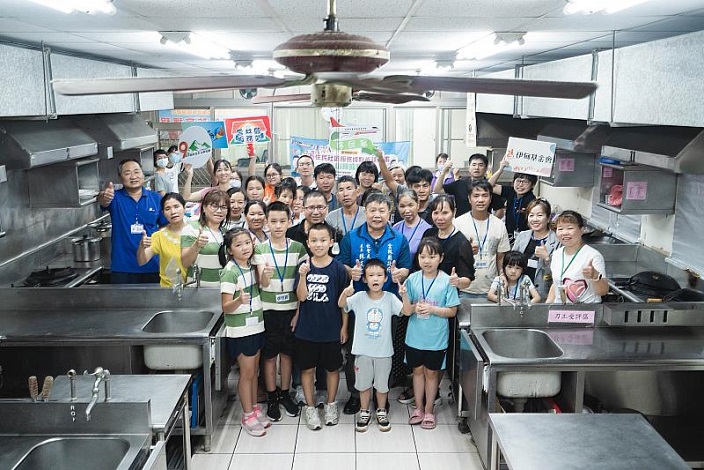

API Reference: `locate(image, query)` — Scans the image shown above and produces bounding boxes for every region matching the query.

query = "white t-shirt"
[490,274,536,300]
[165,164,181,193]
[549,244,606,304]
[455,213,510,294]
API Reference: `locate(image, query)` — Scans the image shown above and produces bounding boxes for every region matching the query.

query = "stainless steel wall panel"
[592,50,613,123]
[0,45,46,117]
[475,69,516,115]
[136,68,174,112]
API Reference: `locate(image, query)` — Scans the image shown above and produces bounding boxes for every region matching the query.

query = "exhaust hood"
[537,122,610,153]
[601,126,704,174]
[475,113,548,148]
[74,114,157,151]
[0,120,98,170]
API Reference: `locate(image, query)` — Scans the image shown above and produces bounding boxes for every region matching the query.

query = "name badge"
[527,258,539,269]
[475,259,488,269]
[331,242,340,256]
[276,293,290,303]
[245,316,259,326]
[130,223,144,234]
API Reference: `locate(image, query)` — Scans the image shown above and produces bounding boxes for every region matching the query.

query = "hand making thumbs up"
[196,228,209,249]
[263,261,274,277]
[351,259,363,281]
[299,258,310,276]
[140,230,151,249]
[342,278,355,297]
[449,267,460,287]
[582,258,598,280]
[238,286,251,305]
[390,260,402,284]
[98,181,115,206]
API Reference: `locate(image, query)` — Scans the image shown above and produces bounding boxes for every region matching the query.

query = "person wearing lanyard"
[546,210,608,304]
[488,155,538,243]
[97,158,164,284]
[253,202,308,422]
[393,189,432,259]
[454,181,510,298]
[326,176,366,237]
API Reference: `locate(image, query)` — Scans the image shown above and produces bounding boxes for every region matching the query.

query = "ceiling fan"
[52,0,597,106]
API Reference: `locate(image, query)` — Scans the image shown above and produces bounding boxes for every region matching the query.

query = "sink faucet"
[173,264,200,300]
[516,278,533,317]
[496,277,505,305]
[67,369,77,401]
[84,367,110,421]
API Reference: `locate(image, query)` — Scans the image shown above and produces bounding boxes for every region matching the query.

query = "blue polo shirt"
[104,188,164,273]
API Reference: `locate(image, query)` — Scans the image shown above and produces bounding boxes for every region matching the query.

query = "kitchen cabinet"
[28,157,100,208]
[540,151,595,187]
[597,163,676,215]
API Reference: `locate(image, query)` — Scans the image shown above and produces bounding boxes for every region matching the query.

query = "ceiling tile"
[118,0,267,18]
[626,16,704,32]
[404,16,530,32]
[267,0,415,19]
[390,31,491,53]
[414,0,565,18]
[524,15,664,31]
[144,17,282,32]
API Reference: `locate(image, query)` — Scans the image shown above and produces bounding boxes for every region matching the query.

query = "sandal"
[409,408,424,425]
[420,413,437,430]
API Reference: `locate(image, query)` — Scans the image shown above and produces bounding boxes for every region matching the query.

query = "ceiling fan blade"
[251,93,312,104]
[52,75,295,96]
[333,75,596,100]
[353,92,429,104]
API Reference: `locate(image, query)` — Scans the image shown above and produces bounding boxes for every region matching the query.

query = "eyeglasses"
[208,203,229,212]
[305,205,327,212]
[515,178,532,184]
[265,173,279,179]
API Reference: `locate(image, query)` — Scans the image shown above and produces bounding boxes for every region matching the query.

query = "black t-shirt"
[419,227,476,281]
[286,221,343,257]
[443,178,505,217]
[500,187,536,236]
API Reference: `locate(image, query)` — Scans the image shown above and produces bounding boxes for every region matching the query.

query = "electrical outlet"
[0,165,7,183]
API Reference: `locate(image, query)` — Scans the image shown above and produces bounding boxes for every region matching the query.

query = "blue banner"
[181,122,228,149]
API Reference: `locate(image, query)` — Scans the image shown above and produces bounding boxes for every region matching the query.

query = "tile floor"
[191,376,483,470]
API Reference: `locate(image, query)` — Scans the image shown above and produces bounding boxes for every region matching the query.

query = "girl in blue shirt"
[399,238,460,430]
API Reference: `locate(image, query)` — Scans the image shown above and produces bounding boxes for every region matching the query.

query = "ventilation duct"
[537,122,609,153]
[73,114,157,151]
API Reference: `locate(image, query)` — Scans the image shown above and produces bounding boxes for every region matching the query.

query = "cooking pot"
[72,235,101,262]
[626,271,680,299]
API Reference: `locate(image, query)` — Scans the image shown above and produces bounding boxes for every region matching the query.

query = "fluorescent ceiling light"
[563,0,651,15]
[457,32,528,61]
[27,0,116,15]
[159,31,231,60]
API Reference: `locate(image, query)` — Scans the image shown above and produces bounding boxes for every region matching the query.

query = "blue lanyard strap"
[421,273,439,301]
[402,219,422,243]
[341,206,360,235]
[232,259,254,313]
[268,238,289,292]
[472,217,490,255]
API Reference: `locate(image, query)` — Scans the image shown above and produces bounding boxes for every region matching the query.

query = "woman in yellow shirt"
[137,193,188,287]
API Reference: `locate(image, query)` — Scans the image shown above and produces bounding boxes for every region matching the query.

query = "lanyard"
[421,273,438,301]
[402,218,423,243]
[560,245,584,280]
[472,217,490,256]
[268,238,289,292]
[341,206,360,235]
[253,230,268,243]
[512,196,524,227]
[205,225,222,244]
[232,259,254,313]
[437,226,456,241]
[509,275,523,299]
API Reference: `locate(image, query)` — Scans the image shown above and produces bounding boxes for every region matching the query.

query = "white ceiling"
[1,0,703,76]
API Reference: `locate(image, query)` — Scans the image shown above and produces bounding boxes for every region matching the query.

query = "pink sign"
[548,310,595,324]
[558,158,575,172]
[626,181,648,200]
[602,167,613,178]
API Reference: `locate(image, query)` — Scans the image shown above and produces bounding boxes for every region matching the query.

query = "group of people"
[97,147,608,437]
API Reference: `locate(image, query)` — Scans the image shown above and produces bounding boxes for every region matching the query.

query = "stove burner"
[23,267,79,287]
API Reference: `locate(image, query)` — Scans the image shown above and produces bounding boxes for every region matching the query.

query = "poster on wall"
[181,121,228,149]
[158,109,211,123]
[290,136,410,177]
[504,137,557,177]
[178,126,213,168]
[224,116,271,146]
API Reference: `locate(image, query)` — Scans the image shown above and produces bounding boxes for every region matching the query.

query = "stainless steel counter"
[488,413,690,470]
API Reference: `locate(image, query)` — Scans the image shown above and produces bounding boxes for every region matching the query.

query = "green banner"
[329,132,377,155]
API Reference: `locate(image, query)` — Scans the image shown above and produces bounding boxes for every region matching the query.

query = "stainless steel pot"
[72,235,101,262]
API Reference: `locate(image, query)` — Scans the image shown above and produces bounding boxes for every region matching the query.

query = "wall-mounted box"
[541,151,595,187]
[28,158,100,208]
[597,163,676,215]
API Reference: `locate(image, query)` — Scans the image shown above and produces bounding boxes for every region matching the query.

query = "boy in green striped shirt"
[254,201,308,421]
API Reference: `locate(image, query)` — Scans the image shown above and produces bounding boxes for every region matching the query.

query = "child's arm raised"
[338,278,355,308]
[221,287,249,314]
[399,280,414,316]
[296,259,310,302]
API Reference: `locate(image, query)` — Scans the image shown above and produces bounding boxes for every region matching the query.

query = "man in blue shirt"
[337,191,411,415]
[97,158,164,284]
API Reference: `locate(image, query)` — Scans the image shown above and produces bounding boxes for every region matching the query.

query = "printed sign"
[626,181,648,201]
[178,126,212,168]
[158,109,210,123]
[506,137,557,177]
[603,167,613,178]
[548,309,595,325]
[224,116,271,146]
[558,157,575,172]
[181,121,228,149]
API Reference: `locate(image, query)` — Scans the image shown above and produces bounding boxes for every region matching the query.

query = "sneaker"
[323,401,339,426]
[280,392,300,417]
[304,405,322,431]
[343,395,361,415]
[315,390,326,408]
[241,412,266,437]
[356,409,371,433]
[376,408,391,432]
[397,388,414,405]
[294,386,306,407]
[252,404,271,428]
[434,395,443,407]
[266,396,282,422]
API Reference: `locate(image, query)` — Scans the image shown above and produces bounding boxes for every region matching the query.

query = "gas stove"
[16,266,101,288]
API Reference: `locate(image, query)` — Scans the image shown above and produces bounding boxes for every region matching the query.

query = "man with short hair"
[295,154,316,188]
[315,163,339,212]
[405,168,435,223]
[286,190,342,256]
[97,158,164,284]
[435,153,505,217]
[326,176,366,237]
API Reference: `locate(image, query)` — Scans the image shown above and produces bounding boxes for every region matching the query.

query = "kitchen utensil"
[28,376,38,401]
[626,271,680,299]
[72,234,101,262]
[41,376,53,401]
[663,288,704,302]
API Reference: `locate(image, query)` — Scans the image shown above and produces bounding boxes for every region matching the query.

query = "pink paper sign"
[548,310,595,324]
[625,181,648,200]
[558,158,575,172]
[602,167,613,178]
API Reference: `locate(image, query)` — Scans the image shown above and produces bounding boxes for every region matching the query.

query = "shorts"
[226,333,265,359]
[354,355,392,393]
[261,309,296,359]
[295,338,343,372]
[405,345,446,371]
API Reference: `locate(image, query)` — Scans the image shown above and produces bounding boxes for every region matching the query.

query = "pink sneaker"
[253,404,272,428]
[241,412,266,437]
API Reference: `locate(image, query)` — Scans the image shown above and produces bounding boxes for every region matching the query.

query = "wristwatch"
[592,273,603,281]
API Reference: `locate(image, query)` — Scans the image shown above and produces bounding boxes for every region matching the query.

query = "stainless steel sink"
[142,310,216,334]
[13,437,132,470]
[481,329,563,359]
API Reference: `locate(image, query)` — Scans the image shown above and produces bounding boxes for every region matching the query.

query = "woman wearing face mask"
[430,153,456,192]
[230,170,244,190]
[153,149,172,197]
[181,159,234,202]
[165,145,184,193]
[512,198,560,300]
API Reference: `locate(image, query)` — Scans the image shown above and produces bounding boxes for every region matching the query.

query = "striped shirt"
[220,260,264,338]
[253,238,308,311]
[181,221,224,288]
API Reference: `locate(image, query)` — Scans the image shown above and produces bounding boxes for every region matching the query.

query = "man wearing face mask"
[153,149,171,196]
[165,145,184,193]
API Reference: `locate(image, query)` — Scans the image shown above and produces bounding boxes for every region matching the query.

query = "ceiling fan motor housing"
[273,31,390,74]
[311,83,352,107]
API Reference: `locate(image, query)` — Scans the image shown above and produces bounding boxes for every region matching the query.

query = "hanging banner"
[178,126,213,168]
[505,137,557,177]
[224,116,271,146]
[290,136,410,177]
[181,121,228,149]
[158,109,210,123]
